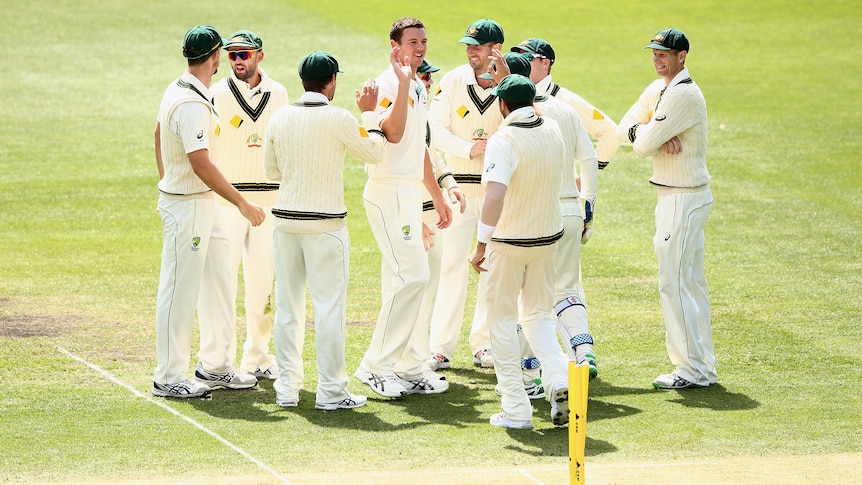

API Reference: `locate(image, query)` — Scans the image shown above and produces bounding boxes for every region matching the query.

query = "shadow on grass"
[501,426,618,458]
[664,384,760,411]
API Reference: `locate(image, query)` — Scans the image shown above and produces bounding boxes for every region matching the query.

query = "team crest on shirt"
[191,237,201,251]
[472,128,487,140]
[246,133,262,147]
[402,225,412,240]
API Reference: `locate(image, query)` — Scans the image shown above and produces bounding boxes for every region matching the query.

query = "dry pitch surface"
[14,453,862,484]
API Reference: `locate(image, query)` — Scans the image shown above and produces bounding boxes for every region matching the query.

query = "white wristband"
[477,221,496,244]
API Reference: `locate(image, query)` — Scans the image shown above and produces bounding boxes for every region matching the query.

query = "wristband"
[477,221,496,244]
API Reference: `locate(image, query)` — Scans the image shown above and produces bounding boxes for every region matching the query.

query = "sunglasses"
[228,50,257,61]
[522,52,546,61]
[419,73,432,82]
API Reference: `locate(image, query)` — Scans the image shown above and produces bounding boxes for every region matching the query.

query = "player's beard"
[235,64,257,83]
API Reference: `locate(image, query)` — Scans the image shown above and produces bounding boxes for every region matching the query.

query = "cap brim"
[510,46,535,54]
[645,43,671,50]
[459,37,481,45]
[477,72,493,80]
[224,41,258,49]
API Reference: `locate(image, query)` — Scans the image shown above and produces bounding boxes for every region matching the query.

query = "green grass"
[1,0,861,483]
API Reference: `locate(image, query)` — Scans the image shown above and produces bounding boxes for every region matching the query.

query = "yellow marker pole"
[569,361,589,485]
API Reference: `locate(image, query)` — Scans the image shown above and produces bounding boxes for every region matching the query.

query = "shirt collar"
[668,67,691,88]
[534,75,553,95]
[297,91,329,104]
[181,70,213,100]
[499,106,538,128]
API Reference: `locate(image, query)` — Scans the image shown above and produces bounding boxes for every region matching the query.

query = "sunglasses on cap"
[228,50,257,61]
[522,52,546,61]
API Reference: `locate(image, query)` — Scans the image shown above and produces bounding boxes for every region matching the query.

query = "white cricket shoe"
[194,362,257,389]
[489,412,533,429]
[397,370,449,395]
[152,379,211,398]
[252,364,279,380]
[473,349,494,368]
[315,393,368,411]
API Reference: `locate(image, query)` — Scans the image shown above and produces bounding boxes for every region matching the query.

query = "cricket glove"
[581,199,594,244]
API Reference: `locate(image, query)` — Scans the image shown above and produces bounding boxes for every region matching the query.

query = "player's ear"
[257,50,265,62]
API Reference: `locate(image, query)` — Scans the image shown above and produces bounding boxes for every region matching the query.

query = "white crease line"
[56,347,293,485]
[517,467,547,484]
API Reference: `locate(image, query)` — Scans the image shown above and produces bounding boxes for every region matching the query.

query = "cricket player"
[153,25,263,398]
[486,51,601,379]
[617,28,715,389]
[212,30,289,380]
[265,51,385,410]
[469,74,570,429]
[406,59,466,372]
[355,17,452,398]
[427,18,506,370]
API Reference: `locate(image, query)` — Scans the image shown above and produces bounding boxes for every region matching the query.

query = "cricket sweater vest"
[156,70,219,197]
[535,75,620,164]
[482,108,565,255]
[212,69,289,207]
[265,91,385,234]
[535,95,599,215]
[619,68,710,190]
[429,64,503,198]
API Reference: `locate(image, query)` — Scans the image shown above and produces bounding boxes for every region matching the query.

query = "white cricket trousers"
[220,206,276,373]
[272,228,351,403]
[485,243,569,422]
[654,187,715,386]
[154,195,236,385]
[429,194,491,359]
[360,178,429,379]
[552,212,591,357]
[517,212,590,376]
[406,209,444,365]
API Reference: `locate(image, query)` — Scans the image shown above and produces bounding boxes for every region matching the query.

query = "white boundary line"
[56,347,293,485]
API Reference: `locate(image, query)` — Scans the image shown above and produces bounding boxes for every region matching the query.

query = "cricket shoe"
[194,362,257,389]
[494,378,546,400]
[365,373,407,398]
[276,395,299,408]
[152,379,211,399]
[251,364,279,380]
[550,382,570,426]
[489,412,533,429]
[652,373,707,390]
[354,367,373,384]
[426,353,451,371]
[473,349,494,368]
[315,393,368,411]
[397,370,449,395]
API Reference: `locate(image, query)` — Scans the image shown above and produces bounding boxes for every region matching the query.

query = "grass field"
[1,1,861,484]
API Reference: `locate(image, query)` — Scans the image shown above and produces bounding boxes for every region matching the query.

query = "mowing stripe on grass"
[56,347,293,485]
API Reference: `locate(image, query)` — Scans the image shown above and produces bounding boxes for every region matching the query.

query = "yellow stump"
[569,360,590,485]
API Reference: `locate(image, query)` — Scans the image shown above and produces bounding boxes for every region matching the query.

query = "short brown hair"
[390,16,424,43]
[302,75,334,93]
